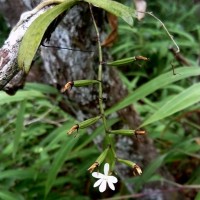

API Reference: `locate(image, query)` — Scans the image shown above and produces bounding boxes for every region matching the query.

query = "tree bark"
[0,1,180,199]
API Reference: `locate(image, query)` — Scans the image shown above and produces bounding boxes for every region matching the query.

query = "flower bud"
[117,158,142,176]
[107,56,148,67]
[61,80,99,93]
[73,80,99,87]
[79,116,101,129]
[96,147,109,165]
[88,147,110,173]
[109,129,134,136]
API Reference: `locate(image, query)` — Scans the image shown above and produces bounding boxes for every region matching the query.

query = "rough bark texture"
[0,1,181,199]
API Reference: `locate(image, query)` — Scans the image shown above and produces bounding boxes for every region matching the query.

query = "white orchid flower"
[92,163,118,192]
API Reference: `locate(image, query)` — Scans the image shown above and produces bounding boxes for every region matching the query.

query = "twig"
[137,11,180,53]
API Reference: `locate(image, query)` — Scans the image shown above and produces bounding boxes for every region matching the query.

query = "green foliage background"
[0,0,200,199]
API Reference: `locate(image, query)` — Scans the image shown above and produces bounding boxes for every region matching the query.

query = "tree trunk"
[0,1,180,199]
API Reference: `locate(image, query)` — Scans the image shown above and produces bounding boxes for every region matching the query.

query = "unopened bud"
[67,124,79,135]
[96,147,110,165]
[107,57,137,67]
[117,158,142,176]
[73,80,99,87]
[79,116,101,129]
[109,129,134,136]
[88,147,109,173]
[107,55,148,67]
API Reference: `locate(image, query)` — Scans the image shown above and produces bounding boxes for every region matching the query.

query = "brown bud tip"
[88,162,99,173]
[135,56,149,61]
[67,124,79,135]
[61,81,74,93]
[135,130,146,135]
[133,164,142,176]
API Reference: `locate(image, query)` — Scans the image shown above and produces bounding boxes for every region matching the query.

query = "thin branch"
[137,11,180,53]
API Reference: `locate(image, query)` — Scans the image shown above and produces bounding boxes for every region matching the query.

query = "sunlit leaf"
[0,90,44,105]
[85,0,135,26]
[13,100,26,157]
[141,83,200,127]
[18,0,77,72]
[106,67,200,115]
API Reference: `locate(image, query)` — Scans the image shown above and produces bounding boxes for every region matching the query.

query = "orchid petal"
[99,180,107,193]
[93,179,103,188]
[92,172,104,179]
[108,176,118,183]
[107,180,115,191]
[104,163,109,176]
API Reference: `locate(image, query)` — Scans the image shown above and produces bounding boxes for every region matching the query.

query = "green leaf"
[0,190,23,200]
[18,0,76,72]
[85,0,135,26]
[134,154,167,189]
[141,83,200,127]
[25,83,58,94]
[106,67,200,115]
[195,192,200,200]
[0,169,36,180]
[18,0,136,72]
[45,137,78,195]
[0,90,44,105]
[13,100,26,157]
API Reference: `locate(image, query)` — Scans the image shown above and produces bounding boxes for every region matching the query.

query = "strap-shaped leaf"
[18,0,76,73]
[85,0,135,26]
[105,67,200,115]
[18,0,135,73]
[140,82,200,127]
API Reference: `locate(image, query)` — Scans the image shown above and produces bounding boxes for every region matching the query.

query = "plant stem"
[89,4,116,158]
[89,4,107,130]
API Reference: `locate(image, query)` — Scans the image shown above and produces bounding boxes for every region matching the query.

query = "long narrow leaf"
[140,83,200,127]
[0,90,44,105]
[45,137,78,195]
[18,0,77,72]
[13,100,26,157]
[0,190,23,200]
[106,67,200,115]
[0,169,36,180]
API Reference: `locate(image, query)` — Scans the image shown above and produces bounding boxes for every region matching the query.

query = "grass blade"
[13,100,26,157]
[45,137,78,196]
[141,83,200,127]
[106,67,200,115]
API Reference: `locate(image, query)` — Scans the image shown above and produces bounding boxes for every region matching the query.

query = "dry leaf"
[101,13,118,47]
